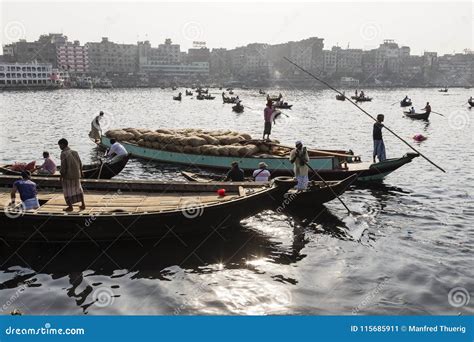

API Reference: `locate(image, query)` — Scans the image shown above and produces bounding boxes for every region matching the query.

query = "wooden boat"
[232,104,244,113]
[438,88,448,92]
[196,94,205,100]
[0,155,130,180]
[259,90,266,95]
[400,100,412,107]
[404,111,430,120]
[336,94,346,101]
[181,172,357,209]
[0,176,291,242]
[222,94,237,103]
[352,96,372,102]
[204,95,215,100]
[182,171,252,182]
[267,95,282,102]
[185,90,193,96]
[173,95,181,101]
[99,136,418,182]
[468,100,474,107]
[273,103,293,109]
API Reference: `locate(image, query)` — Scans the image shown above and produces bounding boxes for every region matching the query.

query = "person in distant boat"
[404,95,410,102]
[263,100,275,141]
[58,138,85,212]
[422,102,431,114]
[360,90,365,98]
[290,141,309,190]
[410,106,415,114]
[106,139,128,163]
[253,162,271,182]
[36,151,57,175]
[469,96,472,101]
[225,161,245,182]
[10,171,40,210]
[89,111,104,143]
[355,89,358,97]
[373,114,386,163]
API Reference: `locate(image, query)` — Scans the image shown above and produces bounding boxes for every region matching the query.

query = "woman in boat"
[373,114,386,163]
[88,111,104,143]
[58,138,86,212]
[225,161,245,182]
[253,162,271,182]
[10,170,40,210]
[263,100,275,141]
[289,141,309,190]
[36,151,57,175]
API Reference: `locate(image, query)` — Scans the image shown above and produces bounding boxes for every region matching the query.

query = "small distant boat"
[185,90,193,96]
[336,94,346,101]
[267,95,282,102]
[439,88,448,92]
[273,103,293,109]
[173,94,182,101]
[404,111,430,120]
[0,155,130,180]
[232,104,244,113]
[351,96,372,102]
[468,99,474,107]
[171,86,177,91]
[222,94,238,104]
[259,89,266,95]
[400,99,412,107]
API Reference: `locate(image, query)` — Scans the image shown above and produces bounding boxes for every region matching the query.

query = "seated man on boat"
[106,139,128,163]
[422,102,431,114]
[10,170,40,210]
[373,114,386,163]
[253,162,271,182]
[58,138,86,212]
[88,111,104,143]
[225,161,245,182]
[410,106,415,113]
[36,151,57,175]
[289,141,309,190]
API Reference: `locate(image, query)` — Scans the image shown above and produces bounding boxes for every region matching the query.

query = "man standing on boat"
[289,141,309,190]
[58,138,86,212]
[89,111,104,143]
[422,102,431,114]
[373,114,386,163]
[263,100,275,141]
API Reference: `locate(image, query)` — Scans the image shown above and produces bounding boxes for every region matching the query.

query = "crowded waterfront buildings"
[1,33,473,87]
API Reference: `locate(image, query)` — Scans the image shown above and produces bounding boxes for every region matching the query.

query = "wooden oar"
[390,101,399,106]
[431,111,446,117]
[284,57,446,173]
[304,161,352,214]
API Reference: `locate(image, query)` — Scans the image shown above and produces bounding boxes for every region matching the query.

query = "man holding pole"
[373,114,386,163]
[289,141,310,190]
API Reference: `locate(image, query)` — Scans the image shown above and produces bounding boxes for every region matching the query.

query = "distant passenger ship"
[0,62,64,90]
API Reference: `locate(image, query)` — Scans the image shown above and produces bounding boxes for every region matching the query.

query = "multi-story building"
[0,62,63,89]
[85,37,138,75]
[56,40,88,73]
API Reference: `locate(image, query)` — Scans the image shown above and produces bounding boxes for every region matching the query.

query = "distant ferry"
[0,62,64,90]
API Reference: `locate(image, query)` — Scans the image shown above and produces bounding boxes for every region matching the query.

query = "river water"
[0,87,472,315]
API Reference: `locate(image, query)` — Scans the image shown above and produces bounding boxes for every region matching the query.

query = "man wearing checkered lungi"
[58,138,86,212]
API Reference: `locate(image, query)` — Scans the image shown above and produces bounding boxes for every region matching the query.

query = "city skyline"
[1,1,472,55]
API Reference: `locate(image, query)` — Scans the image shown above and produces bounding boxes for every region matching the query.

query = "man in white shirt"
[107,139,128,163]
[253,162,271,182]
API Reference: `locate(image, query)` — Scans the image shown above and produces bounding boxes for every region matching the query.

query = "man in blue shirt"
[10,171,40,210]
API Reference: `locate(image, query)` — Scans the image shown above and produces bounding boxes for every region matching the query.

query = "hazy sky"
[1,1,472,55]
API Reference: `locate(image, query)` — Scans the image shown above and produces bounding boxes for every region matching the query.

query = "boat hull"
[404,111,430,120]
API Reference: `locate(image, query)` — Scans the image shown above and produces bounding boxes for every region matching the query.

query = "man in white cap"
[289,141,309,190]
[253,162,271,182]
